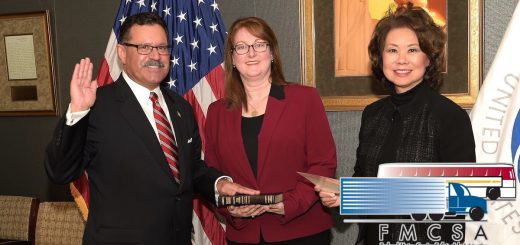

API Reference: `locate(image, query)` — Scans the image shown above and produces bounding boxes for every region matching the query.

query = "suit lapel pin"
[177,111,182,118]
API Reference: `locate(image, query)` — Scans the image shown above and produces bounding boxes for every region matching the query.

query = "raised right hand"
[70,58,98,112]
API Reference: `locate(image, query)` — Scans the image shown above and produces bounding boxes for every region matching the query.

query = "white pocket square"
[187,138,192,143]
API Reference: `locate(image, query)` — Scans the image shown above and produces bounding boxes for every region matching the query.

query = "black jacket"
[354,82,476,244]
[355,82,476,177]
[45,77,222,244]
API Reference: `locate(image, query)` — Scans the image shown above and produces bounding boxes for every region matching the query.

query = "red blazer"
[205,84,337,243]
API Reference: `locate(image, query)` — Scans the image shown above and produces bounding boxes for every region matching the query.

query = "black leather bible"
[217,193,283,207]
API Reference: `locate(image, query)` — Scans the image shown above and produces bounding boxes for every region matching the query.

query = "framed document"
[0,11,58,116]
[300,0,482,111]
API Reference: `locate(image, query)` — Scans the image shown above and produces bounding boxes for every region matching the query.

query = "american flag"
[70,0,227,244]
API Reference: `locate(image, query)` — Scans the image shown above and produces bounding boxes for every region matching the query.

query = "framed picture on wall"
[0,10,58,116]
[300,0,482,111]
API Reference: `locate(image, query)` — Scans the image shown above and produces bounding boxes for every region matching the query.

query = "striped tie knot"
[150,92,159,103]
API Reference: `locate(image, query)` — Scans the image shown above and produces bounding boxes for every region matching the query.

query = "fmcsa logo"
[379,223,464,243]
[377,223,491,245]
[339,163,518,244]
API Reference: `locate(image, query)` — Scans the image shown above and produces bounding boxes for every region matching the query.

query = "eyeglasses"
[121,43,171,55]
[232,42,270,55]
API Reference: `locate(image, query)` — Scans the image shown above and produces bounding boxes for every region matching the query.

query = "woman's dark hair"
[223,17,287,110]
[368,3,446,89]
[119,12,168,43]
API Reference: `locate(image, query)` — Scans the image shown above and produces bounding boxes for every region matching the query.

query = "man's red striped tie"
[150,92,180,183]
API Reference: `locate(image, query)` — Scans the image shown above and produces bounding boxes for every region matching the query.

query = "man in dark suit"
[45,12,257,244]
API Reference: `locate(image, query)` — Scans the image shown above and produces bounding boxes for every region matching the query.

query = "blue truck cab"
[447,182,487,221]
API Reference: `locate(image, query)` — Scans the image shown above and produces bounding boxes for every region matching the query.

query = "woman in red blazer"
[204,17,337,244]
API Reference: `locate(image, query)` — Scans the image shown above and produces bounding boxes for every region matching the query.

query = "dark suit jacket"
[205,84,336,243]
[45,76,222,245]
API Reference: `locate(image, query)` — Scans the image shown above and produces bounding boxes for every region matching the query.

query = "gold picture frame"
[300,0,482,111]
[0,11,58,116]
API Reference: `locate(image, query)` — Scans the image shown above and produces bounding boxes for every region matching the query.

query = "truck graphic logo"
[340,177,488,221]
[339,163,517,222]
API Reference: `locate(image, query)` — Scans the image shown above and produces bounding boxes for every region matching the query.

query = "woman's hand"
[314,185,340,208]
[227,205,267,218]
[266,202,285,215]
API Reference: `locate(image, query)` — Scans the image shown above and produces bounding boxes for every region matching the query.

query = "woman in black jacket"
[317,3,475,244]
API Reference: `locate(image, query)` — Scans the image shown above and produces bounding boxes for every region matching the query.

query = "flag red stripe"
[70,167,91,221]
[184,89,227,245]
[204,65,225,99]
[73,174,90,206]
[96,58,114,86]
[194,196,226,244]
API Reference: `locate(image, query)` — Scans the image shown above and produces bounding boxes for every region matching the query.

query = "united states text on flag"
[70,0,227,244]
[467,2,520,244]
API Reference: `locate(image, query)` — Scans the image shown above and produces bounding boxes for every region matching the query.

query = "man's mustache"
[143,60,165,68]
